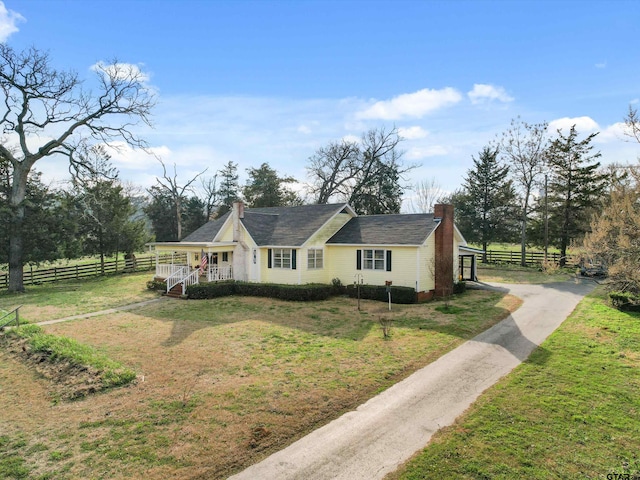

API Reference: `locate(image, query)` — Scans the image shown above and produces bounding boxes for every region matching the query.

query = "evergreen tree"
[182,196,207,237]
[144,187,179,241]
[71,147,148,272]
[243,162,300,208]
[216,161,240,216]
[546,125,608,265]
[454,146,517,259]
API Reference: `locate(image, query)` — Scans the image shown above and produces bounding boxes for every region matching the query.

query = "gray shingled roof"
[181,203,350,246]
[181,211,231,242]
[243,203,349,246]
[326,214,438,245]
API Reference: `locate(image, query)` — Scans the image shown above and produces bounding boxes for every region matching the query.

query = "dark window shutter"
[268,249,272,268]
[356,249,362,270]
[386,250,392,271]
[292,249,297,270]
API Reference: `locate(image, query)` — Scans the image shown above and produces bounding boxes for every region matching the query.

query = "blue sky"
[2,0,640,206]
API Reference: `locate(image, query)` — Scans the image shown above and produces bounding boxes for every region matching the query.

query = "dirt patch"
[0,334,124,400]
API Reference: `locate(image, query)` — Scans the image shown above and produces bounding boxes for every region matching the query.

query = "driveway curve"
[229,278,596,480]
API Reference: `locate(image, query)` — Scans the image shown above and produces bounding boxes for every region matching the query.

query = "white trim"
[326,243,422,247]
[300,203,356,248]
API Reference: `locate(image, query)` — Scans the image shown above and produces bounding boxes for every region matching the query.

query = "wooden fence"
[0,254,178,289]
[477,250,579,266]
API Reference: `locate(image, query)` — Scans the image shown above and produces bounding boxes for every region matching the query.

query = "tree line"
[2,43,639,294]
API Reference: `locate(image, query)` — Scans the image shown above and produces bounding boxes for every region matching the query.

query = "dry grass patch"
[1,289,519,479]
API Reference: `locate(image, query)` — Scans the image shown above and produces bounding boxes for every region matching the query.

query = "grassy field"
[390,287,640,479]
[0,273,520,479]
[0,271,158,323]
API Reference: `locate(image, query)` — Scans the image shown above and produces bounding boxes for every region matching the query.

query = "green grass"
[0,271,158,323]
[7,324,136,389]
[390,287,640,479]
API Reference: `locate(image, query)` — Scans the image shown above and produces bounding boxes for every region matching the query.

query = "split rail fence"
[477,250,579,266]
[0,253,180,289]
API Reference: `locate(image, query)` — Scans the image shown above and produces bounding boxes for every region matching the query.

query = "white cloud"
[598,122,630,143]
[406,145,449,160]
[595,61,607,69]
[297,125,312,134]
[467,84,514,105]
[341,134,360,144]
[357,87,462,120]
[0,2,24,42]
[548,116,599,134]
[90,61,151,84]
[102,142,169,170]
[398,126,429,140]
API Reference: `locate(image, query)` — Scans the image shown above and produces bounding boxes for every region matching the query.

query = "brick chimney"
[434,203,454,298]
[232,201,245,242]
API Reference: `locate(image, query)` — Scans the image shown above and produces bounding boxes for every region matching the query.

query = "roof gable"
[242,203,351,246]
[180,203,352,246]
[181,211,231,243]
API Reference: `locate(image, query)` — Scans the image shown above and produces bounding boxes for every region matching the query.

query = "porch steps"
[166,283,185,299]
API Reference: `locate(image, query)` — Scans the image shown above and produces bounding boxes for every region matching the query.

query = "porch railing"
[181,270,200,295]
[156,263,189,279]
[207,265,233,282]
[165,267,191,294]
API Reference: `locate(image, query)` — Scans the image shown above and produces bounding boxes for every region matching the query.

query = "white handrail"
[165,266,190,293]
[181,270,200,295]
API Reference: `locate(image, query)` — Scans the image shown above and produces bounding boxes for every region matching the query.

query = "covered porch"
[149,242,238,296]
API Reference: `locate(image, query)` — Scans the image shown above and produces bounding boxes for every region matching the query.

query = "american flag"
[200,250,208,273]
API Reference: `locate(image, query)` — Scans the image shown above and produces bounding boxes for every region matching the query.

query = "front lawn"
[0,271,158,323]
[0,280,519,479]
[390,287,640,479]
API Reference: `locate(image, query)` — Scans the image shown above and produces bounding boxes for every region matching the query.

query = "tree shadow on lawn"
[131,289,526,351]
[132,296,379,347]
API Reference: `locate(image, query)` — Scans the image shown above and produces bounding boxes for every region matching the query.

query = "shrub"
[146,279,166,291]
[453,281,466,294]
[185,281,333,302]
[345,284,416,304]
[609,291,640,311]
[187,281,236,299]
[331,277,345,295]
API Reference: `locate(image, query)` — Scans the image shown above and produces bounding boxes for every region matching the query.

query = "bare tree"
[306,139,360,203]
[150,159,207,241]
[0,45,155,292]
[306,126,416,213]
[199,174,219,220]
[408,177,445,213]
[624,106,640,143]
[497,117,549,267]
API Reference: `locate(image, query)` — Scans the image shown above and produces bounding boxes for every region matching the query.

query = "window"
[222,252,229,262]
[307,249,323,269]
[363,249,385,270]
[273,248,292,269]
[357,249,392,271]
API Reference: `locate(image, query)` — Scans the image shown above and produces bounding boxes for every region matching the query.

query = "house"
[149,202,474,298]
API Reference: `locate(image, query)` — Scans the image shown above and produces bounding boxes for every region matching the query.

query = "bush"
[331,277,345,295]
[453,281,466,294]
[346,284,416,304]
[185,281,333,302]
[146,279,166,291]
[187,281,236,299]
[609,291,640,311]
